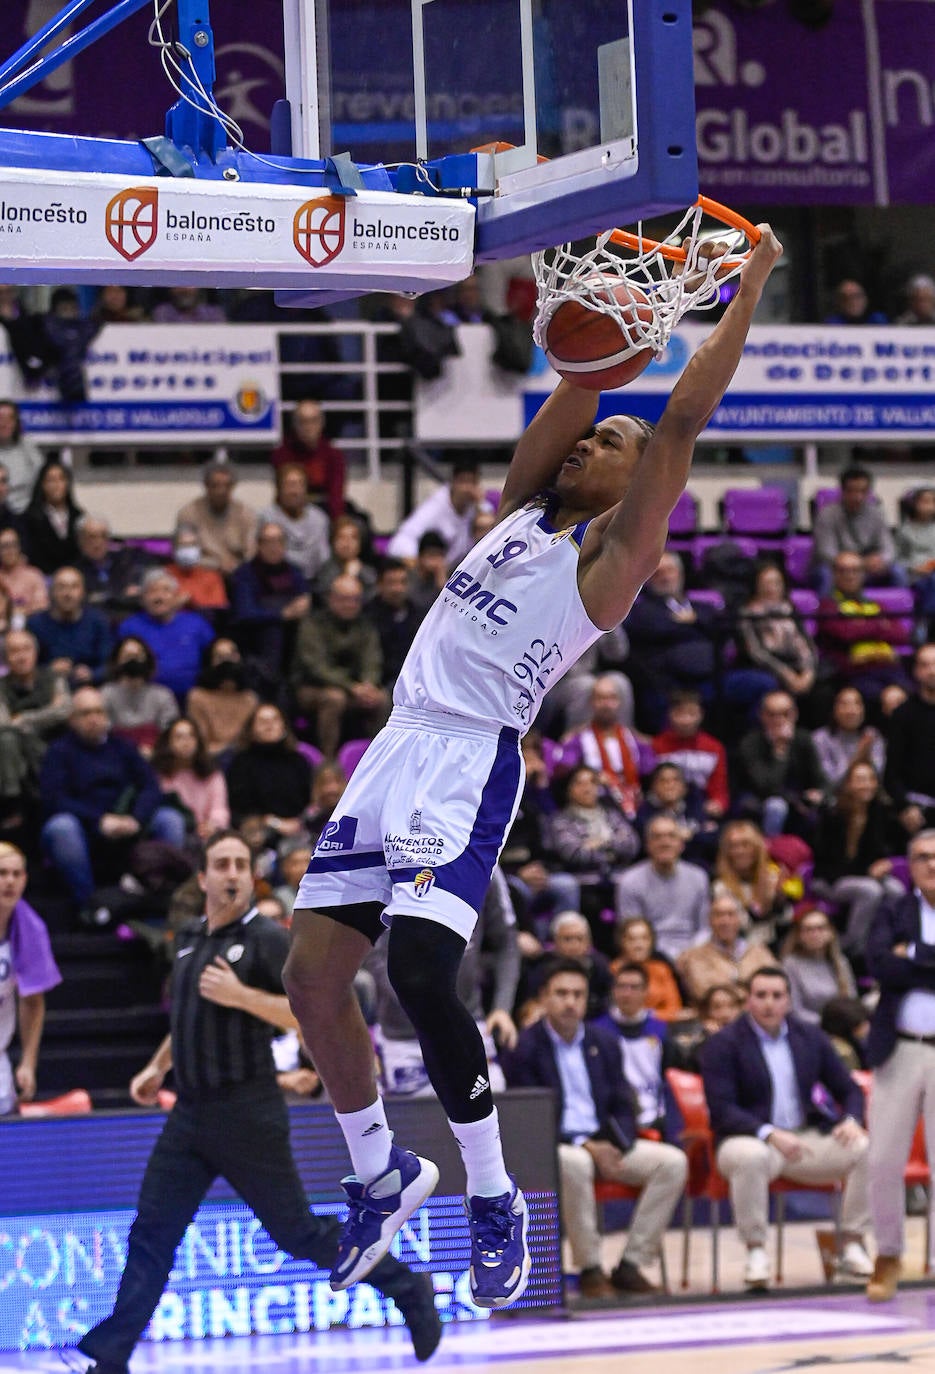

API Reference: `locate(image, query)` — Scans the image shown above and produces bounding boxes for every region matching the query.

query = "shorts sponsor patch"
[413,869,436,898]
[316,816,359,853]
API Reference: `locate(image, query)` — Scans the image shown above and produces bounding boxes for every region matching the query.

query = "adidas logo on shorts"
[469,1075,489,1101]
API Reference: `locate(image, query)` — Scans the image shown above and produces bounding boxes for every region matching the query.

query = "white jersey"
[394,496,604,733]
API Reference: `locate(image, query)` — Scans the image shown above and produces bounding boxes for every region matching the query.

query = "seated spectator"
[895,273,935,326]
[101,636,179,755]
[810,760,905,957]
[304,761,347,848]
[164,523,228,614]
[884,644,935,835]
[0,400,43,514]
[677,891,778,1007]
[27,565,111,686]
[651,688,729,818]
[895,486,935,615]
[547,764,640,951]
[636,761,719,867]
[39,687,186,917]
[387,460,487,567]
[781,906,857,1025]
[817,553,911,703]
[0,527,45,622]
[502,958,687,1298]
[811,467,899,592]
[0,629,70,826]
[537,623,634,740]
[228,521,309,673]
[365,557,426,690]
[186,638,260,765]
[734,690,827,838]
[408,530,448,613]
[811,685,885,790]
[314,514,377,600]
[501,732,579,952]
[151,717,230,840]
[700,966,872,1291]
[624,552,716,732]
[152,286,224,324]
[93,283,145,325]
[559,676,645,819]
[176,460,257,574]
[23,459,83,575]
[612,915,684,1021]
[713,820,787,943]
[225,703,312,851]
[74,516,147,618]
[270,398,345,520]
[290,574,389,759]
[824,279,887,325]
[118,569,215,702]
[271,836,314,912]
[614,816,709,961]
[732,561,818,711]
[593,963,669,1135]
[0,842,61,1114]
[258,464,330,584]
[820,996,870,1073]
[667,981,746,1073]
[532,910,613,1021]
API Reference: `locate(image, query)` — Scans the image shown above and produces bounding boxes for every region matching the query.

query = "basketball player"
[284,225,784,1308]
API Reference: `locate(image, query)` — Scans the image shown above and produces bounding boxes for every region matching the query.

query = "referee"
[72,830,441,1370]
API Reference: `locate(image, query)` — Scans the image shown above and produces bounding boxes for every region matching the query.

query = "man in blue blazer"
[700,966,872,1290]
[502,958,686,1300]
[864,829,935,1302]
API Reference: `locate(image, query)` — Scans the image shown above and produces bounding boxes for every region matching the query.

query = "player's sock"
[449,1108,512,1197]
[335,1099,393,1183]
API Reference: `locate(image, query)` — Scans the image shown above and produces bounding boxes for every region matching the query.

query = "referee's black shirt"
[169,908,290,1098]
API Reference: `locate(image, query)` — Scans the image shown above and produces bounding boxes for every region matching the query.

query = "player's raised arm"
[499,379,600,517]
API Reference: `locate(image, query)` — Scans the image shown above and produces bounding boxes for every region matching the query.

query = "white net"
[532,199,756,362]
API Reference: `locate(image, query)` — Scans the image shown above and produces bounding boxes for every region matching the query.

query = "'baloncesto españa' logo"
[293,195,346,268]
[105,186,159,261]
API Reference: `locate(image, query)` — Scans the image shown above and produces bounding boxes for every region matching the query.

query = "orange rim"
[607,195,761,264]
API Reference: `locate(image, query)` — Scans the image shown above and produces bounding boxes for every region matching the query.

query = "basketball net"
[531,196,759,362]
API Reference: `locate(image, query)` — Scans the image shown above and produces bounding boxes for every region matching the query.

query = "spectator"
[533,910,613,1021]
[271,837,314,913]
[713,820,786,942]
[270,398,346,521]
[811,685,885,791]
[0,842,61,1114]
[159,523,226,616]
[651,689,729,818]
[152,286,225,323]
[119,570,215,702]
[895,273,935,326]
[0,464,25,544]
[290,574,389,759]
[547,764,640,950]
[884,644,935,834]
[0,629,70,826]
[635,762,719,868]
[304,761,347,848]
[502,958,687,1298]
[700,966,872,1291]
[624,552,716,732]
[733,561,818,709]
[314,514,377,600]
[186,639,260,765]
[387,461,487,567]
[39,687,186,916]
[820,996,870,1073]
[880,682,908,720]
[22,459,83,574]
[176,461,257,574]
[614,816,709,961]
[824,279,887,326]
[74,516,148,618]
[500,732,579,951]
[734,690,827,838]
[817,553,911,703]
[810,760,905,957]
[38,288,100,403]
[258,464,330,584]
[0,401,43,514]
[408,530,449,613]
[895,486,935,615]
[536,623,634,740]
[228,521,309,673]
[93,283,145,325]
[811,467,898,590]
[225,703,312,851]
[27,565,112,686]
[559,676,645,819]
[593,963,669,1135]
[151,717,230,840]
[0,527,47,621]
[677,891,777,1008]
[612,915,684,1021]
[781,906,857,1025]
[365,557,426,690]
[100,636,179,757]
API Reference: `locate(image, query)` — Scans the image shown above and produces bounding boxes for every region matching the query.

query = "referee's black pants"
[80,1083,419,1369]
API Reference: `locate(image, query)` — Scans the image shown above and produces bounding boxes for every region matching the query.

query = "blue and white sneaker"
[331,1144,439,1291]
[465,1179,531,1308]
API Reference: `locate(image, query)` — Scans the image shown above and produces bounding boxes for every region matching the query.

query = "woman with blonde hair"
[611,914,684,1020]
[781,905,856,1025]
[713,819,786,943]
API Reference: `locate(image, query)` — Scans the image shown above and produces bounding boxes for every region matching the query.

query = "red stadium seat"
[19,1089,92,1117]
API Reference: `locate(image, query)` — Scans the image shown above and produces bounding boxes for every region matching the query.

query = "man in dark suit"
[864,828,935,1302]
[700,966,872,1290]
[502,958,686,1300]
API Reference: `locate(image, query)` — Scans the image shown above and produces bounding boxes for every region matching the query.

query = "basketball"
[543,283,655,391]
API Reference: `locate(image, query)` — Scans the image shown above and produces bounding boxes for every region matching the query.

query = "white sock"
[450,1108,512,1197]
[335,1100,393,1184]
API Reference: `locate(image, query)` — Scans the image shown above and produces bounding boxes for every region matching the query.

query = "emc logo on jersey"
[317,816,359,852]
[413,869,435,898]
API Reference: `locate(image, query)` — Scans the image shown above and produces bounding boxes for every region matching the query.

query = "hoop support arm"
[0,0,152,111]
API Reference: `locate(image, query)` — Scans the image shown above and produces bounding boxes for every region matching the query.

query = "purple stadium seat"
[722,487,790,537]
[337,737,371,778]
[540,735,564,778]
[372,534,391,555]
[810,487,840,518]
[789,588,819,636]
[688,589,726,613]
[864,586,917,656]
[690,534,758,572]
[485,488,502,511]
[669,490,699,537]
[783,535,814,586]
[296,741,324,769]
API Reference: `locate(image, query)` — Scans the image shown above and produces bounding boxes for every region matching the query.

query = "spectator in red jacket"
[652,689,729,818]
[269,399,345,520]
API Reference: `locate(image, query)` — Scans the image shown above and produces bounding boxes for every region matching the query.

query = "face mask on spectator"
[175,545,201,567]
[118,658,148,680]
[207,662,245,689]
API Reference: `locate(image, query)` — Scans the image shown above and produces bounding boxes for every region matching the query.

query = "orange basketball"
[543,283,655,391]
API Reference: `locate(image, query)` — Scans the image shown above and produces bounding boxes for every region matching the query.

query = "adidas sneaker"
[331,1144,439,1291]
[466,1178,531,1308]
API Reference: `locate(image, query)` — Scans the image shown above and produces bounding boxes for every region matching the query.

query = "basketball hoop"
[532,196,761,363]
